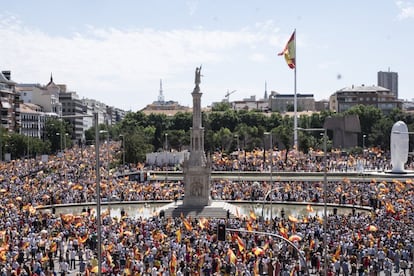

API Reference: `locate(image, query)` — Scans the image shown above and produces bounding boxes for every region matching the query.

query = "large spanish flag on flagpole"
[278,29,298,150]
[278,30,296,69]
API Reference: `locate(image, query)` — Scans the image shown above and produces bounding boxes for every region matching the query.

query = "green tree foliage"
[44,118,72,152]
[211,102,232,111]
[369,116,394,149]
[165,129,189,151]
[124,128,154,164]
[344,105,383,139]
[208,110,240,132]
[238,111,268,128]
[39,105,409,165]
[171,112,192,131]
[213,127,234,153]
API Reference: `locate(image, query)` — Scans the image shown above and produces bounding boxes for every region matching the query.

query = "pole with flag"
[278,29,297,150]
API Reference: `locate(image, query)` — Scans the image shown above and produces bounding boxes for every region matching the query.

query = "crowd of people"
[208,147,414,173]
[0,141,412,276]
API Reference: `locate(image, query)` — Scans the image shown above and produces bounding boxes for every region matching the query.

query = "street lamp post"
[362,134,367,169]
[64,133,69,150]
[235,134,240,182]
[62,113,101,275]
[94,113,102,276]
[119,134,125,166]
[165,133,168,182]
[297,127,328,276]
[99,130,110,178]
[27,134,30,159]
[264,132,273,184]
[56,132,63,156]
[362,134,366,149]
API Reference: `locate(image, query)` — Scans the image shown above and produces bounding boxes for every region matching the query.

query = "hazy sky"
[1,0,413,111]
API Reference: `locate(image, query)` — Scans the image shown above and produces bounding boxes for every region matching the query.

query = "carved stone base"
[183,164,211,207]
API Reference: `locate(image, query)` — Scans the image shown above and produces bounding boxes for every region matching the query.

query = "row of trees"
[113,104,414,164]
[2,105,413,163]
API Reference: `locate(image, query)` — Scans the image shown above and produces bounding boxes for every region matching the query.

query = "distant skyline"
[1,1,413,111]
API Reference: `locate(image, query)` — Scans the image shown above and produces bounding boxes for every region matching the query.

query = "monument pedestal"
[183,162,211,206]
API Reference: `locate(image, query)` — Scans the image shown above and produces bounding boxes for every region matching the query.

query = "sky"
[1,0,413,111]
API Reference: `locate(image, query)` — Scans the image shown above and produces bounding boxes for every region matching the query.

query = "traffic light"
[217,224,226,241]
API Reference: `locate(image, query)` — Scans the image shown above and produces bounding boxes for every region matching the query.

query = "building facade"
[16,83,62,116]
[0,71,20,133]
[269,92,315,113]
[231,95,268,111]
[19,103,59,140]
[378,70,398,99]
[60,90,85,142]
[330,84,402,114]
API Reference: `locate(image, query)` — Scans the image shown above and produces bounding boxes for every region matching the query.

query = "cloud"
[396,0,414,20]
[249,53,266,62]
[0,14,282,110]
[186,0,199,16]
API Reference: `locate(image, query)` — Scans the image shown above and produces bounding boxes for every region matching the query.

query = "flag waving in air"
[278,30,296,69]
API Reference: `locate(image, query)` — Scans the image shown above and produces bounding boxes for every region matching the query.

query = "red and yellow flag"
[249,210,257,221]
[183,219,193,231]
[309,239,315,250]
[176,229,182,243]
[78,234,89,244]
[227,248,237,265]
[246,221,253,232]
[253,247,264,256]
[198,217,208,230]
[170,252,177,275]
[278,30,296,69]
[234,234,245,252]
[279,225,288,239]
[333,245,341,261]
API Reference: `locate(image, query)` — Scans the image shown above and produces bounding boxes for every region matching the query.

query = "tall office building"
[378,70,398,98]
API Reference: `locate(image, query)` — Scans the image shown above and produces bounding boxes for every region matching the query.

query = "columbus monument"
[182,66,211,206]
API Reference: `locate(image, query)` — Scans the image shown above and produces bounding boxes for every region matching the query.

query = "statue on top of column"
[195,65,202,87]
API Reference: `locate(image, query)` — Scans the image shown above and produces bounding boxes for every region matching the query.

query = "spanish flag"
[227,248,237,265]
[183,219,193,231]
[309,239,315,250]
[249,210,257,221]
[306,204,314,212]
[279,225,288,239]
[176,229,182,243]
[332,245,341,261]
[278,30,296,69]
[170,252,177,275]
[253,247,264,256]
[234,234,245,252]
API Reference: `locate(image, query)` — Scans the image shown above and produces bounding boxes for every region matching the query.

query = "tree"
[266,113,283,130]
[44,118,70,152]
[7,133,27,158]
[171,112,192,131]
[238,111,268,128]
[344,105,383,142]
[124,129,154,164]
[207,110,240,132]
[273,116,294,162]
[213,127,234,153]
[211,102,232,111]
[369,117,394,149]
[165,129,189,151]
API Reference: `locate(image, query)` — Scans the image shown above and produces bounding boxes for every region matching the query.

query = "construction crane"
[225,90,236,102]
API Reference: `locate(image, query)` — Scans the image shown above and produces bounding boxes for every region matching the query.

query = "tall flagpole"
[293,28,298,151]
[278,29,298,150]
